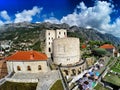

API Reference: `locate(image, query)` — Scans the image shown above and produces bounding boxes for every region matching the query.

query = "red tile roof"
[100,44,115,49]
[5,51,47,61]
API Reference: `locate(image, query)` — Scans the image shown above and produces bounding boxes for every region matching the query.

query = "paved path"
[10,70,60,90]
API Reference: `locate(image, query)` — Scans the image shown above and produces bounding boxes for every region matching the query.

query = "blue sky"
[0,0,120,37]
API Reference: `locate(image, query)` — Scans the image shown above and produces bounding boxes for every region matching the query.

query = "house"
[5,51,49,74]
[100,44,115,57]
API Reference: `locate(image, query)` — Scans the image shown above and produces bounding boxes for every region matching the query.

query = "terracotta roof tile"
[5,51,47,61]
[100,44,115,49]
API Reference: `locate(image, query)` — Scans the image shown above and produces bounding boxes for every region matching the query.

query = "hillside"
[0,22,120,53]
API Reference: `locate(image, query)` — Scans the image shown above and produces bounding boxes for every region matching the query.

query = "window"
[49,37,50,40]
[48,33,50,35]
[38,65,42,70]
[27,66,31,71]
[48,47,51,52]
[64,32,66,35]
[59,32,61,34]
[17,66,21,71]
[49,42,50,45]
[58,36,60,38]
[64,70,68,75]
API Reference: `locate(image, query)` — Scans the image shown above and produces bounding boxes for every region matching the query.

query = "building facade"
[6,51,48,73]
[45,29,67,58]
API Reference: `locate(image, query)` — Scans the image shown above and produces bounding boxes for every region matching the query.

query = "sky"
[0,0,120,37]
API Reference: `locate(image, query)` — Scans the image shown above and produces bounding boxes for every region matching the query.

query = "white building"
[6,51,49,73]
[45,29,67,58]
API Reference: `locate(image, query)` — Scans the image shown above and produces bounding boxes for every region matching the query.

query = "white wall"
[45,29,67,58]
[7,60,49,73]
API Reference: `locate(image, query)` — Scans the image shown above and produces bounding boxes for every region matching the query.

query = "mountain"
[0,22,119,53]
[68,26,120,45]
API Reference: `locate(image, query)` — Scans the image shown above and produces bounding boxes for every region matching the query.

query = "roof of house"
[5,51,47,61]
[100,44,115,49]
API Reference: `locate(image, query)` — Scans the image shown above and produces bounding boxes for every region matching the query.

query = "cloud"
[44,17,60,24]
[0,10,10,21]
[45,1,120,37]
[14,6,42,23]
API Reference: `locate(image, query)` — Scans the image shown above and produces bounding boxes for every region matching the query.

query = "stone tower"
[45,29,67,58]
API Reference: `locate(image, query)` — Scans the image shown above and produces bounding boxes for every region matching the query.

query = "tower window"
[48,33,50,35]
[48,47,51,52]
[17,66,21,71]
[49,37,50,40]
[59,32,61,34]
[49,42,50,45]
[27,66,31,71]
[38,65,42,70]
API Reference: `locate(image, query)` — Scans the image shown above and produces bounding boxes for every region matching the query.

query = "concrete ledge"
[6,78,38,83]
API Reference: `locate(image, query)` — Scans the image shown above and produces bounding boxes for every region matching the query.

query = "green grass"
[0,81,37,90]
[50,80,64,90]
[111,60,120,73]
[103,73,120,86]
[94,83,109,90]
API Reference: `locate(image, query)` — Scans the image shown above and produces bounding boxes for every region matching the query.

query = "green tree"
[92,48,107,57]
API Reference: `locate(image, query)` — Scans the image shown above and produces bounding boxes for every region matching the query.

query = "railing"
[60,59,86,68]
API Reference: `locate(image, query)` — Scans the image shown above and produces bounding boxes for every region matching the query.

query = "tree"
[92,48,107,57]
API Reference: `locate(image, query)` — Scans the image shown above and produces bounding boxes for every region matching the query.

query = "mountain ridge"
[0,22,119,52]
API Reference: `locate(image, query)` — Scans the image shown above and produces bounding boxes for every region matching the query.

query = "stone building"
[53,38,80,65]
[100,44,115,57]
[53,37,86,76]
[5,51,48,73]
[45,29,67,58]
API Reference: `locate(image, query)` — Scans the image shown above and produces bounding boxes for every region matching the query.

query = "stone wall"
[0,60,8,79]
[45,29,67,58]
[53,38,80,65]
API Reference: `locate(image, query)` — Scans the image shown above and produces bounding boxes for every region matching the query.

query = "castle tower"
[45,29,67,58]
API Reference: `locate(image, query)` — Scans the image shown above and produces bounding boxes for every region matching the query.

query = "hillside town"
[0,29,120,90]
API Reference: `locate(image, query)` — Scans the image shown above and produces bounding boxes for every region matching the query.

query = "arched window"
[48,33,50,35]
[64,70,68,75]
[17,66,21,71]
[48,47,51,52]
[27,66,31,71]
[59,32,61,35]
[64,32,66,35]
[38,65,42,70]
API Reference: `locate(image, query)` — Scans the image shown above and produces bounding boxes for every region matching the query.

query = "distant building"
[100,44,115,57]
[45,29,67,58]
[5,51,49,73]
[0,60,8,79]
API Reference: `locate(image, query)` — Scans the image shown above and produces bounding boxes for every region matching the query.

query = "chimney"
[30,53,34,60]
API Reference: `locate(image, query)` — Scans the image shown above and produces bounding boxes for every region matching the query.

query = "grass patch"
[0,81,37,90]
[111,60,120,73]
[94,83,109,90]
[50,80,64,90]
[103,73,120,86]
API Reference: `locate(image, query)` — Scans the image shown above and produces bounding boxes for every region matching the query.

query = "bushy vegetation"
[0,81,37,90]
[50,80,64,90]
[92,48,107,57]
